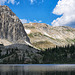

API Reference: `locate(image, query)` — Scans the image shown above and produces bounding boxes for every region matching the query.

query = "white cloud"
[51,0,75,27]
[8,0,15,4]
[30,0,36,4]
[20,19,42,24]
[30,0,34,4]
[38,20,42,23]
[16,2,20,5]
[0,0,7,5]
[31,20,42,23]
[0,0,19,5]
[20,19,28,24]
[33,20,42,23]
[30,0,44,4]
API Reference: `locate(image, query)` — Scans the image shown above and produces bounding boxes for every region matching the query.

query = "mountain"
[0,5,30,45]
[0,5,75,64]
[0,6,42,64]
[23,23,75,49]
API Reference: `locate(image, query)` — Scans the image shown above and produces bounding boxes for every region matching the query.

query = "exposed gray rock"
[0,5,30,44]
[0,6,42,64]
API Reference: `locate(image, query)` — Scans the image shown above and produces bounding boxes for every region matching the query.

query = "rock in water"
[0,5,30,44]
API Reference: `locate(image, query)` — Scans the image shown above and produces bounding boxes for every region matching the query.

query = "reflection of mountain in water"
[0,65,75,75]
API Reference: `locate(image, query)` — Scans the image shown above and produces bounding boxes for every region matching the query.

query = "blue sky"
[0,0,59,25]
[0,0,75,27]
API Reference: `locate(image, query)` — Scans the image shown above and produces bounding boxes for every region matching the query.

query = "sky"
[0,0,75,27]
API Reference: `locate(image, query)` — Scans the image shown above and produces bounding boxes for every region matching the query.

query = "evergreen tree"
[0,50,2,57]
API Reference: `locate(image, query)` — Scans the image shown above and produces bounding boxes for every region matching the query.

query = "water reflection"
[0,64,75,75]
[0,71,75,75]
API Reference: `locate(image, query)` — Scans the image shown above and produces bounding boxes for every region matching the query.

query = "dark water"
[0,64,75,75]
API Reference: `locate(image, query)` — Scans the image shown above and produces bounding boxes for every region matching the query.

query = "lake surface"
[0,64,75,75]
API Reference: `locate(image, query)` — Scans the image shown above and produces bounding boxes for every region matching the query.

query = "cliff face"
[0,6,43,64]
[0,5,30,44]
[23,23,75,49]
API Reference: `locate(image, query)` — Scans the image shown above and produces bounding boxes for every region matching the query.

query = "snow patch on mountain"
[43,32,50,37]
[25,29,31,34]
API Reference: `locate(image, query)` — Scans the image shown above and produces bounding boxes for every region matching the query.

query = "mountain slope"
[0,5,30,45]
[0,6,43,64]
[23,23,75,49]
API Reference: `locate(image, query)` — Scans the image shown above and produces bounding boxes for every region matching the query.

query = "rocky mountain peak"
[0,5,30,44]
[24,23,48,28]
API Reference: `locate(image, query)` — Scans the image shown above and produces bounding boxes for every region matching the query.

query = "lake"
[0,64,75,75]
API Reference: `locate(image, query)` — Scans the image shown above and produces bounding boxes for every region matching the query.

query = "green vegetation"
[66,38,75,43]
[0,50,2,57]
[0,47,40,64]
[0,48,16,59]
[49,37,55,40]
[28,33,34,37]
[32,41,55,50]
[28,32,43,37]
[72,39,75,42]
[32,32,43,36]
[66,39,73,43]
[44,35,55,40]
[40,44,75,64]
[1,43,75,64]
[25,26,35,29]
[66,29,73,32]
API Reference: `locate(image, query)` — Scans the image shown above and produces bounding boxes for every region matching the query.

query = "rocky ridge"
[0,5,30,45]
[23,23,75,49]
[0,6,42,64]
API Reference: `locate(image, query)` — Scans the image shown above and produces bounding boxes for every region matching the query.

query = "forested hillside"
[40,44,75,64]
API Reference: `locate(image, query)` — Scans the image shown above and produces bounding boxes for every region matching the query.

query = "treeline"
[0,48,18,59]
[0,48,28,64]
[0,48,20,64]
[40,44,75,64]
[0,47,41,64]
[1,44,75,64]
